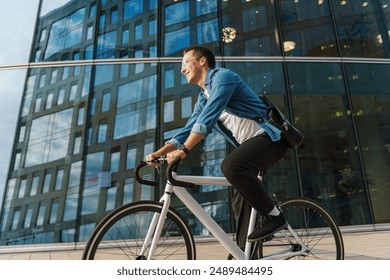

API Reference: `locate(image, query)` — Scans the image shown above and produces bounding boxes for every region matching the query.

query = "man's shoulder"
[209,67,239,80]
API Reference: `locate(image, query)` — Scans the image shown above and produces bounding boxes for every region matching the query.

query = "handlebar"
[134,156,196,188]
[166,157,196,188]
[134,161,159,187]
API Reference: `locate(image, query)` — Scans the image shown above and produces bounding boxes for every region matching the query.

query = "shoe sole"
[247,223,288,243]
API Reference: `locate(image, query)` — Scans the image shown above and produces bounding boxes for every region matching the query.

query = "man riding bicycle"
[146,45,289,247]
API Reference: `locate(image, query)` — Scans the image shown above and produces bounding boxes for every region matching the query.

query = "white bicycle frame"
[141,171,309,260]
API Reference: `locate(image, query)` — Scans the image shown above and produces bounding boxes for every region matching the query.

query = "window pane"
[25,109,73,167]
[287,62,371,225]
[346,63,390,223]
[278,0,338,56]
[333,0,389,57]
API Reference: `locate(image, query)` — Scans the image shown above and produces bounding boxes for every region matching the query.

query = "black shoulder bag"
[259,94,304,149]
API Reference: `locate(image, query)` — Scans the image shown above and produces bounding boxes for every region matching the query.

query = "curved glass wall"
[1,0,390,245]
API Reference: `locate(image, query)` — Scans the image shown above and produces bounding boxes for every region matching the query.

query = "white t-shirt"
[204,89,264,144]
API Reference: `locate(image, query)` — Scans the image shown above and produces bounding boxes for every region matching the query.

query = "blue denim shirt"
[167,67,282,148]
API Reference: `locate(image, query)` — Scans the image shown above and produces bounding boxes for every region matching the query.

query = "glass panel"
[102,91,111,112]
[181,96,192,118]
[123,178,134,204]
[197,19,219,45]
[82,152,105,215]
[124,0,144,20]
[49,200,59,224]
[11,210,20,230]
[63,193,78,221]
[97,123,108,143]
[42,170,51,193]
[97,31,117,59]
[18,178,27,198]
[114,74,157,139]
[69,161,82,188]
[279,0,338,56]
[36,201,46,227]
[333,0,390,58]
[345,63,390,223]
[105,185,117,211]
[164,26,190,56]
[44,7,86,60]
[24,204,33,229]
[287,62,371,225]
[25,109,73,167]
[126,145,137,169]
[164,100,174,122]
[55,167,64,190]
[30,173,39,196]
[165,1,189,26]
[221,0,281,56]
[110,151,120,173]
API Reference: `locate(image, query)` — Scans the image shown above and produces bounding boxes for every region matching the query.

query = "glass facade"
[0,0,390,245]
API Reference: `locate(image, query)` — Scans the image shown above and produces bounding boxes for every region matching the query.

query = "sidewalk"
[0,230,389,260]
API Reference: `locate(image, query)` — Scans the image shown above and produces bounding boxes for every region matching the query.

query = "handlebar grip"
[134,161,159,187]
[166,157,196,188]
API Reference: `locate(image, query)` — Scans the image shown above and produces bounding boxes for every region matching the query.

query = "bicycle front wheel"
[260,197,344,260]
[82,201,196,260]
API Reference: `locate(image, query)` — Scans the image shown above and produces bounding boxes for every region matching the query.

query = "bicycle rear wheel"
[260,197,344,260]
[82,201,196,260]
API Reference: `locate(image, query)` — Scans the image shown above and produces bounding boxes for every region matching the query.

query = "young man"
[146,45,289,244]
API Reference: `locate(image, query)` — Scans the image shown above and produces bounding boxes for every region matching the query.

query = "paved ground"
[0,229,389,260]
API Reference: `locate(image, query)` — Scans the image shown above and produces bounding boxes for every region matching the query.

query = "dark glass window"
[279,0,338,57]
[287,61,371,225]
[345,62,390,223]
[333,0,390,57]
[221,1,280,56]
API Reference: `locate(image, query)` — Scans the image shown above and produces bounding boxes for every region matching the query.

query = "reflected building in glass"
[1,0,390,245]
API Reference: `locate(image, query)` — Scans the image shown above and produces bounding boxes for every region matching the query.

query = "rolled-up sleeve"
[191,123,208,134]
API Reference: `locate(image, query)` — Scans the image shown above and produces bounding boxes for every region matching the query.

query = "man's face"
[181,50,202,85]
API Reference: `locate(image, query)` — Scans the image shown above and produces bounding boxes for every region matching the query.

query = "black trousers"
[221,134,288,247]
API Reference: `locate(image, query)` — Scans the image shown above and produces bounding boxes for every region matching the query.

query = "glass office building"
[1,0,390,245]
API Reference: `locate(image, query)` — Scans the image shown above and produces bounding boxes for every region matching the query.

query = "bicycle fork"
[138,185,173,260]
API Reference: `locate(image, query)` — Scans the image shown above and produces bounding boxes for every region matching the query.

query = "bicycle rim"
[82,201,196,260]
[260,197,344,260]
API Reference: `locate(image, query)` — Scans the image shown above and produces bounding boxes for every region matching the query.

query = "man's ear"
[199,56,207,67]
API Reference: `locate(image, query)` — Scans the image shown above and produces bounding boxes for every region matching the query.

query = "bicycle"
[82,157,344,260]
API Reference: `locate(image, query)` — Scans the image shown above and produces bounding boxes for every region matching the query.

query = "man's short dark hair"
[183,46,216,69]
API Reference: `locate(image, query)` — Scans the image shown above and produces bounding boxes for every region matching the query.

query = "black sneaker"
[247,213,287,242]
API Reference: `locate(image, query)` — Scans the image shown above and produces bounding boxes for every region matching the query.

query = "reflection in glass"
[197,19,219,44]
[333,0,389,57]
[114,75,157,139]
[165,1,189,26]
[221,1,280,56]
[279,0,338,57]
[44,8,86,60]
[124,0,144,20]
[346,63,390,223]
[164,26,190,55]
[25,109,73,167]
[97,31,117,59]
[287,62,370,225]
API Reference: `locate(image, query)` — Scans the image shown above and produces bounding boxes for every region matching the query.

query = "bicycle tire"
[259,197,344,260]
[82,201,196,260]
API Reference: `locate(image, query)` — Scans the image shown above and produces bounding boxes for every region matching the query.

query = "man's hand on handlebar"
[145,149,186,166]
[166,150,187,163]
